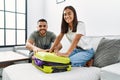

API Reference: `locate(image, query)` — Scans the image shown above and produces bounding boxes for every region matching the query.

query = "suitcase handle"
[52,66,68,73]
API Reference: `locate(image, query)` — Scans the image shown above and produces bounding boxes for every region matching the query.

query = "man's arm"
[26,39,43,53]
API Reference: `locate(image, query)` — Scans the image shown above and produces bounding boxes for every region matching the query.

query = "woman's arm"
[67,34,83,55]
[53,43,62,52]
[56,34,83,57]
[50,33,64,52]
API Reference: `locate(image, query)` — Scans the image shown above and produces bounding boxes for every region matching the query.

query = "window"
[0,0,27,47]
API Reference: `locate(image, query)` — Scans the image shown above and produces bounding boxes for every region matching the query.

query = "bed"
[2,63,100,80]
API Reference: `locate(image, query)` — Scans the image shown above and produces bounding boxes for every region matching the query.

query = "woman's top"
[66,21,92,50]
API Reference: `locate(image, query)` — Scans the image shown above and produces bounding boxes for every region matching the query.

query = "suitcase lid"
[34,52,70,64]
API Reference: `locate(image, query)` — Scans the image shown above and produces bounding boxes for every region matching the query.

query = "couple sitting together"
[26,6,94,67]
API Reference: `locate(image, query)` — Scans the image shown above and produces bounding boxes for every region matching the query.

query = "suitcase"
[32,52,71,73]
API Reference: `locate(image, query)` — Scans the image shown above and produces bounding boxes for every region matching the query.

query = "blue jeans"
[69,48,94,67]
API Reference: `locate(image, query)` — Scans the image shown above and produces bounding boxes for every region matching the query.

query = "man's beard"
[39,29,47,36]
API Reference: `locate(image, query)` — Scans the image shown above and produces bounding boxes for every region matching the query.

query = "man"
[26,19,62,62]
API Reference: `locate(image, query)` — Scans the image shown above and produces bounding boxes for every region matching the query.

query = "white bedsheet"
[2,63,100,80]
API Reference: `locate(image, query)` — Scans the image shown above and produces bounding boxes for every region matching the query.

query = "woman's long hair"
[61,6,78,33]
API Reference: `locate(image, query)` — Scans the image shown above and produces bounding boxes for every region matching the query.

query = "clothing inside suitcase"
[32,52,71,73]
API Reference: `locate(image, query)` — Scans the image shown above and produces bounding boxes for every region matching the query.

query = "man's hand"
[33,47,42,53]
[42,49,50,52]
[33,47,39,53]
[33,48,50,53]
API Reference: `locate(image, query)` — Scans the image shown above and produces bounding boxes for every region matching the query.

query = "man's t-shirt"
[29,31,56,49]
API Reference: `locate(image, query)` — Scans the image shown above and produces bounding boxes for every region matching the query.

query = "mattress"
[2,63,100,80]
[101,63,120,80]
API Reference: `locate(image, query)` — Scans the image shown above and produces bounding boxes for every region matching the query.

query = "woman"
[50,6,94,67]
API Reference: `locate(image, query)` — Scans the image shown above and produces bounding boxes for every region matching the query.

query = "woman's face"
[64,8,74,24]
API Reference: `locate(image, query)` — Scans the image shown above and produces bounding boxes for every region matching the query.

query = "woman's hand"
[55,52,69,57]
[49,48,55,53]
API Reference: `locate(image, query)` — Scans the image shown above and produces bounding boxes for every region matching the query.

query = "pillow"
[93,38,120,67]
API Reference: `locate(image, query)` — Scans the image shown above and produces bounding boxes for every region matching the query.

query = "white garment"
[66,21,92,50]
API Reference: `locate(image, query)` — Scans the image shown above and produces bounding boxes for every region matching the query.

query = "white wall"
[44,0,71,52]
[1,0,120,51]
[27,0,45,37]
[45,0,120,36]
[44,0,120,52]
[78,0,120,36]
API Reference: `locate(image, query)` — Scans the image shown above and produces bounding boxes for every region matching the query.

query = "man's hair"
[37,19,47,24]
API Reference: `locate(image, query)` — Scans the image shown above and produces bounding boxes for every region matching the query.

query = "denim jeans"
[69,48,94,67]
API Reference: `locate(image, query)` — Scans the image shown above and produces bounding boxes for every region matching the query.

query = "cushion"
[93,38,120,67]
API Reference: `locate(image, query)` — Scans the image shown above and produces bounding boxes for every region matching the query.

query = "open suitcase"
[32,52,71,73]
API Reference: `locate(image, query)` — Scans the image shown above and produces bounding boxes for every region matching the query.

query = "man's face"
[37,21,48,36]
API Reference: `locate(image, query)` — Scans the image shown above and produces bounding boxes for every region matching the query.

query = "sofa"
[2,35,120,80]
